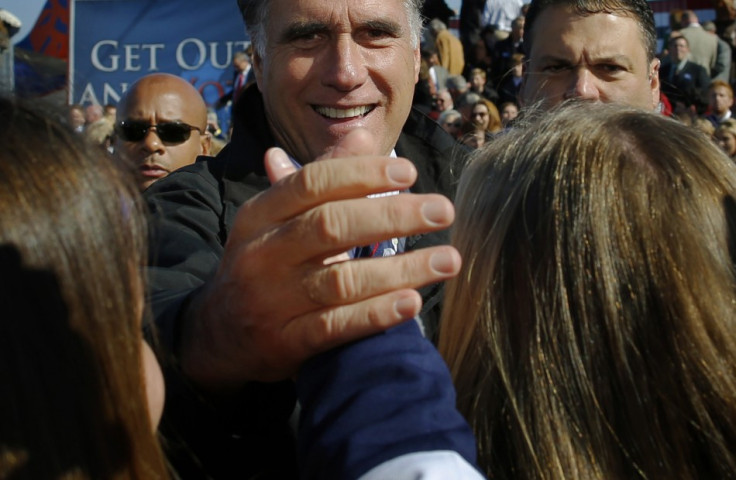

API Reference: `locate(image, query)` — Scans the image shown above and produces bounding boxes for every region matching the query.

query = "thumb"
[264,147,298,185]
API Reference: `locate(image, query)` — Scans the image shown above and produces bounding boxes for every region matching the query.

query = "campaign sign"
[70,0,249,107]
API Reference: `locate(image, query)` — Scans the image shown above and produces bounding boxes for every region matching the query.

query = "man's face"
[436,90,453,112]
[462,130,484,149]
[115,78,208,190]
[521,6,660,110]
[471,73,485,91]
[69,108,85,129]
[716,130,736,156]
[512,17,525,41]
[710,85,734,114]
[252,0,420,162]
[85,105,102,125]
[511,61,523,77]
[501,103,518,122]
[471,104,490,129]
[441,114,462,136]
[669,38,689,63]
[234,56,250,73]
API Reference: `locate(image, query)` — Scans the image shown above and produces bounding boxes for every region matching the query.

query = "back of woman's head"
[440,101,736,479]
[0,97,167,478]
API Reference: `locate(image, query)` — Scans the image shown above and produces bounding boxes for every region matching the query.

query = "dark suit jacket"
[215,66,254,108]
[422,0,455,26]
[144,84,468,479]
[659,60,710,112]
[459,0,487,55]
[492,36,524,87]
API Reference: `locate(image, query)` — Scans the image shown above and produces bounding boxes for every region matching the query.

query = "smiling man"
[144,0,465,478]
[520,0,661,111]
[115,73,211,190]
[252,0,423,164]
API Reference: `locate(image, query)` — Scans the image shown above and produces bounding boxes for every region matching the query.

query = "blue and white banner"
[70,0,250,107]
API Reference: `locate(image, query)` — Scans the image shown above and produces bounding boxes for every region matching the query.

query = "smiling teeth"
[315,106,372,119]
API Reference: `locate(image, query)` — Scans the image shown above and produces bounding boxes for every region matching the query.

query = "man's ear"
[253,50,264,92]
[201,132,212,156]
[519,64,528,108]
[413,46,421,84]
[649,58,661,110]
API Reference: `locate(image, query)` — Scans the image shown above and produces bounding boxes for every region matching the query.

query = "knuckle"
[382,194,422,232]
[325,262,358,300]
[386,195,412,226]
[306,310,342,350]
[303,274,323,305]
[296,162,330,200]
[304,262,358,306]
[364,303,386,329]
[311,205,345,245]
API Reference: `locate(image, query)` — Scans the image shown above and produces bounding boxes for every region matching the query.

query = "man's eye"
[599,64,625,74]
[359,29,397,45]
[367,29,390,38]
[294,33,322,42]
[286,28,327,47]
[542,64,569,73]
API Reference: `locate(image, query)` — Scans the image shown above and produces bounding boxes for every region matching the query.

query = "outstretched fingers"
[256,289,422,382]
[257,192,454,264]
[231,157,418,243]
[302,245,461,307]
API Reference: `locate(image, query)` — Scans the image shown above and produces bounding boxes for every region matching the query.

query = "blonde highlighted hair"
[440,101,736,479]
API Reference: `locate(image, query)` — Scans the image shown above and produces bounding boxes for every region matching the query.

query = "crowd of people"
[3,0,736,478]
[415,9,526,149]
[418,3,736,158]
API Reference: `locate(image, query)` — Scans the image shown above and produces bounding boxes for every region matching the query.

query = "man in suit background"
[215,49,254,109]
[421,44,451,95]
[680,10,718,76]
[704,20,732,83]
[660,35,710,114]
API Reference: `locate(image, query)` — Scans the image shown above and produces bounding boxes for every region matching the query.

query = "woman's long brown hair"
[0,97,168,479]
[441,102,736,479]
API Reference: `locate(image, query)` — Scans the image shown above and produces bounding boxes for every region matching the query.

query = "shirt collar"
[287,148,398,169]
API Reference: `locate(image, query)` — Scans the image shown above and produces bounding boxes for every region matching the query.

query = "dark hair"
[0,96,167,478]
[524,0,657,61]
[670,34,689,46]
[421,43,439,60]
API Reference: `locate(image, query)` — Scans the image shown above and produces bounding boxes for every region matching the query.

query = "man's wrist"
[178,284,245,392]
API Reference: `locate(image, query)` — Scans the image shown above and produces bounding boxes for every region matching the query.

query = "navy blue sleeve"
[296,319,479,480]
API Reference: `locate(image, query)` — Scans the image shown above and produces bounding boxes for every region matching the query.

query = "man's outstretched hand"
[179,129,461,387]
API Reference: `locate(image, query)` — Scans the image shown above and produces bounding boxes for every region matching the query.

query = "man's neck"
[716,109,732,120]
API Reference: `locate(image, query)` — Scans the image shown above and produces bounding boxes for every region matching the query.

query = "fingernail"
[386,162,415,185]
[268,148,291,170]
[394,296,419,318]
[422,199,451,226]
[430,251,457,275]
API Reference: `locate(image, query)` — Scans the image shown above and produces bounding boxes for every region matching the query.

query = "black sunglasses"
[116,120,204,144]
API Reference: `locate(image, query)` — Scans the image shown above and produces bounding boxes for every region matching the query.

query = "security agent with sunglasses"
[143,0,467,477]
[114,73,211,191]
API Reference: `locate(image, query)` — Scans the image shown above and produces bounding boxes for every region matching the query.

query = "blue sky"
[4,0,47,44]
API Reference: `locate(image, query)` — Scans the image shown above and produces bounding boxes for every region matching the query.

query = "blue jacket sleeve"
[296,319,480,480]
